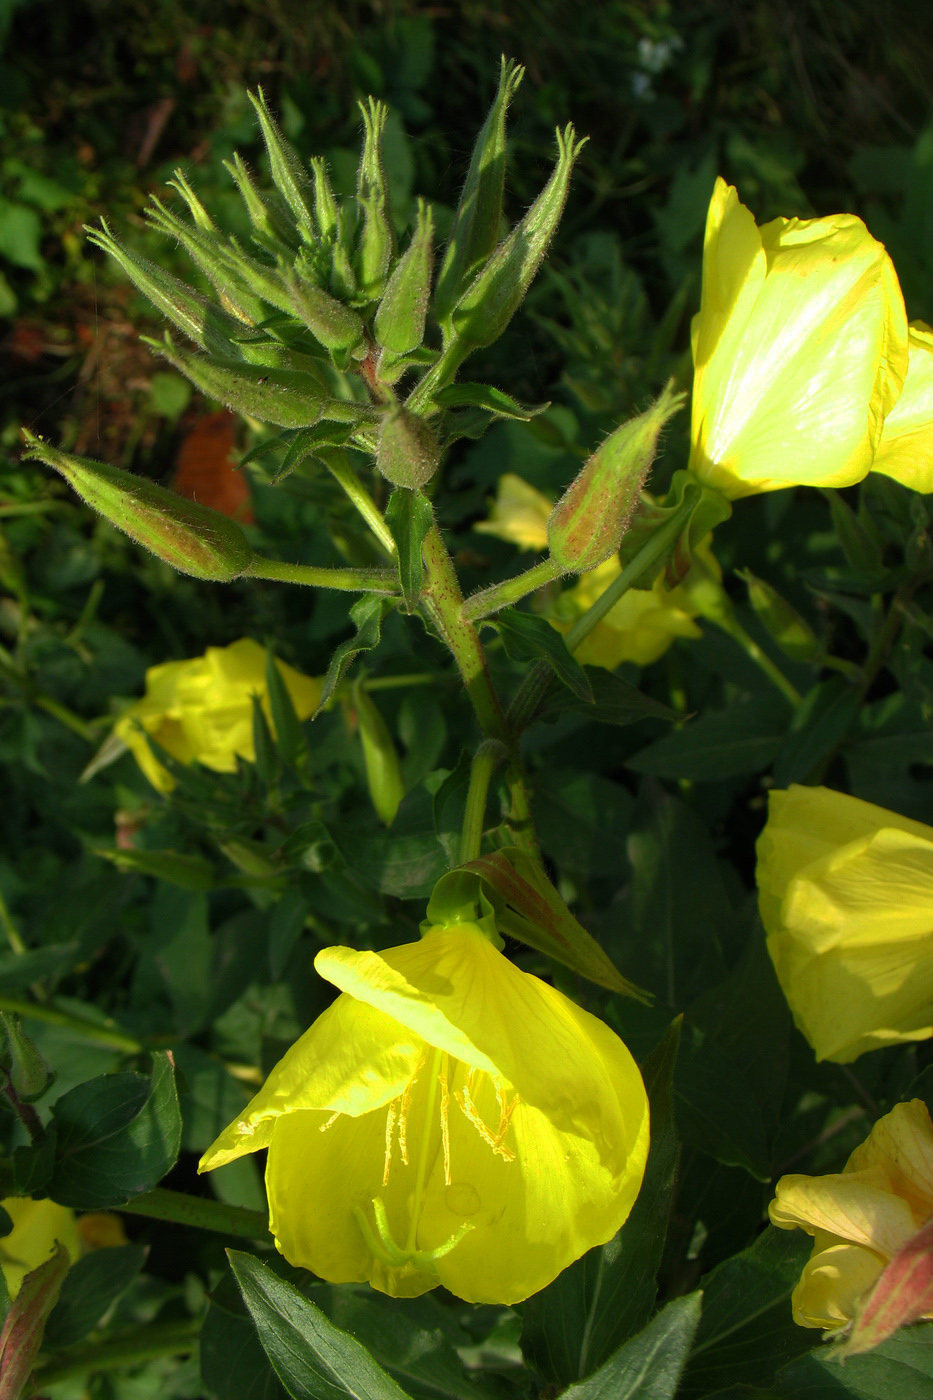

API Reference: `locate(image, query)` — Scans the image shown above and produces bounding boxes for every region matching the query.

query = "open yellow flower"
[769,1099,933,1330]
[871,321,933,493]
[199,922,650,1305]
[0,1198,81,1298]
[473,472,552,551]
[690,178,908,498]
[756,784,933,1063]
[114,638,321,792]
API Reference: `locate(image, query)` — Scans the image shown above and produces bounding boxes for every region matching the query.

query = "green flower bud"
[22,433,253,581]
[168,169,218,233]
[451,124,587,350]
[153,335,328,429]
[287,272,366,353]
[355,98,395,301]
[738,568,822,662]
[352,681,404,826]
[224,151,298,253]
[0,1014,54,1103]
[248,88,316,244]
[376,406,441,489]
[547,383,685,572]
[86,221,246,357]
[146,198,266,325]
[310,156,339,240]
[434,56,524,326]
[374,200,434,355]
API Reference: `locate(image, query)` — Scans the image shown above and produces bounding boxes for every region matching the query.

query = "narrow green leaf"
[228,1249,414,1400]
[433,383,548,421]
[317,596,391,714]
[560,1294,703,1400]
[385,489,434,610]
[539,667,679,727]
[778,1320,933,1399]
[494,607,593,703]
[93,846,217,893]
[628,699,788,781]
[265,648,305,767]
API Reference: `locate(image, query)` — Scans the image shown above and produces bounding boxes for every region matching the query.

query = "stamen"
[383,1098,399,1186]
[319,1111,340,1134]
[494,1079,519,1154]
[455,1069,516,1161]
[439,1060,451,1187]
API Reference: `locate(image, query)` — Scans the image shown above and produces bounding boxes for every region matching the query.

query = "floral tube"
[199,923,650,1304]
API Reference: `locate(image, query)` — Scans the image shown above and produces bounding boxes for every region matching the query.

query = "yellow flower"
[114,638,322,792]
[0,1198,81,1298]
[756,784,933,1063]
[473,472,552,551]
[199,922,650,1305]
[871,321,933,493]
[769,1099,933,1330]
[689,178,908,499]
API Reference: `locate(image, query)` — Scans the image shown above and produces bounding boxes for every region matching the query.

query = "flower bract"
[756,784,933,1063]
[870,321,933,493]
[113,637,321,792]
[199,922,650,1304]
[769,1099,933,1330]
[689,178,908,498]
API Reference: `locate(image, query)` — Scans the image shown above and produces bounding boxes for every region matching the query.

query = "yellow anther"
[383,1098,399,1186]
[494,1080,519,1151]
[455,1070,515,1162]
[319,1111,340,1134]
[439,1061,451,1187]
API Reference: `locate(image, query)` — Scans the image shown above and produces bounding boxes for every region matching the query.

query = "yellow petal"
[846,1100,933,1222]
[198,995,424,1170]
[474,474,552,551]
[0,1198,81,1298]
[315,924,649,1166]
[872,321,933,492]
[791,1240,886,1329]
[690,182,908,497]
[769,1168,916,1257]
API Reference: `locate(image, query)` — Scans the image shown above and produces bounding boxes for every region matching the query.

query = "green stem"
[362,672,438,691]
[420,526,506,740]
[34,1318,200,1386]
[405,338,469,416]
[713,613,803,706]
[0,995,143,1053]
[461,557,564,621]
[118,1186,270,1240]
[0,890,26,956]
[35,694,98,742]
[243,557,398,593]
[460,740,507,864]
[319,447,396,555]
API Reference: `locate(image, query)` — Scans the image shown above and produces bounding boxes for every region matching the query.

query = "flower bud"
[547,383,685,572]
[248,88,316,244]
[374,201,434,355]
[354,98,395,301]
[451,124,587,350]
[352,682,404,826]
[224,152,297,254]
[22,433,253,582]
[376,406,441,489]
[286,272,365,353]
[0,1014,54,1103]
[434,56,524,326]
[153,336,328,429]
[0,1242,70,1395]
[145,199,267,326]
[738,568,822,662]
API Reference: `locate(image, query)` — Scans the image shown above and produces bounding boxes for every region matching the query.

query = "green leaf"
[434,382,548,420]
[559,1294,703,1400]
[47,1051,182,1208]
[317,596,390,713]
[772,677,861,788]
[332,783,447,898]
[201,1272,289,1400]
[265,648,305,767]
[521,1021,681,1384]
[628,699,788,781]
[93,845,217,892]
[778,1322,933,1399]
[385,489,434,610]
[44,1244,146,1349]
[680,1228,812,1397]
[539,666,679,727]
[0,943,80,991]
[493,607,593,703]
[228,1249,414,1400]
[268,889,309,979]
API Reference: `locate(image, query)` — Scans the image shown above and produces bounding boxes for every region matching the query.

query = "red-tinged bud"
[376,406,441,489]
[834,1218,933,1358]
[0,1241,70,1399]
[547,382,685,572]
[22,433,253,582]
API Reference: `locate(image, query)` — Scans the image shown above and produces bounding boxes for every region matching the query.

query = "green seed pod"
[248,88,316,244]
[434,56,524,325]
[352,681,404,826]
[0,1242,71,1400]
[86,221,245,357]
[375,200,434,355]
[287,273,366,353]
[547,383,685,573]
[355,98,395,301]
[376,406,441,489]
[451,124,587,350]
[738,569,822,662]
[153,336,328,429]
[22,432,253,582]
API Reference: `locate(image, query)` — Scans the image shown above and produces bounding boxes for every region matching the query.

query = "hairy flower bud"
[374,201,434,355]
[355,98,395,301]
[287,272,366,353]
[23,434,253,582]
[352,682,404,826]
[153,336,329,429]
[376,406,441,489]
[547,383,685,572]
[248,88,316,244]
[0,1014,54,1103]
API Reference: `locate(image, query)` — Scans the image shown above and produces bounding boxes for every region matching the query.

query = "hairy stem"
[243,557,398,593]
